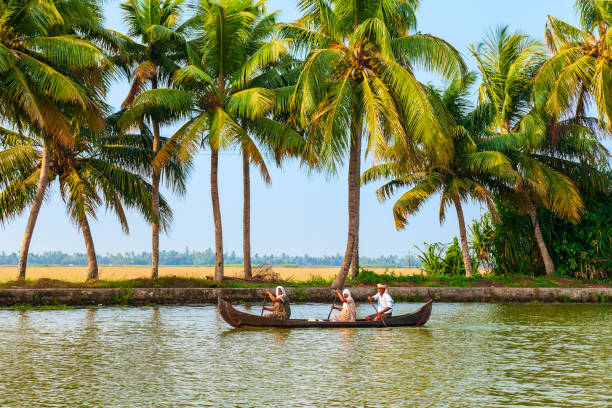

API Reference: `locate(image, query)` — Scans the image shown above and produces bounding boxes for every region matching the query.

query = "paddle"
[260,294,267,317]
[327,296,337,321]
[370,301,388,327]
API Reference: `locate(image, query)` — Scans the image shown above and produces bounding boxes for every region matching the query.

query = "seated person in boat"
[366,283,393,321]
[262,286,291,320]
[329,289,356,322]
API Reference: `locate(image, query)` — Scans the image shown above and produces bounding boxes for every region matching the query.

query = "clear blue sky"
[0,0,579,257]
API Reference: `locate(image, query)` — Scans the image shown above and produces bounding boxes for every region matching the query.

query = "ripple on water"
[0,303,610,407]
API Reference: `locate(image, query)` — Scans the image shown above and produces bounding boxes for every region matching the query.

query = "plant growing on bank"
[285,0,467,287]
[469,214,496,271]
[415,239,472,277]
[415,242,446,275]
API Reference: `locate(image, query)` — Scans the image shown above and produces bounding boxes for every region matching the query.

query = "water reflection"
[0,303,610,407]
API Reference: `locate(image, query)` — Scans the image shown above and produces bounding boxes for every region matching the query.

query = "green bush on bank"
[491,186,611,280]
[415,238,479,276]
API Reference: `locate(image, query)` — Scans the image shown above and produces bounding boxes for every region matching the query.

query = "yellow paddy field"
[0,265,423,283]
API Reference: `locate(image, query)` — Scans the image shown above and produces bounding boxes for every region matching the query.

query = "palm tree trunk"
[211,149,224,282]
[527,203,555,276]
[79,213,99,280]
[151,171,160,278]
[17,144,50,279]
[150,77,160,279]
[453,196,474,277]
[242,152,252,279]
[485,196,501,224]
[350,235,359,280]
[332,124,361,288]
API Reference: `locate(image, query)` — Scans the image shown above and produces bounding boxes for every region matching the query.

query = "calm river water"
[0,302,610,407]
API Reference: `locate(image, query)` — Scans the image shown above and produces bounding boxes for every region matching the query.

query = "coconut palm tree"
[0,0,111,279]
[362,76,512,277]
[284,0,467,287]
[0,114,173,280]
[472,26,608,275]
[536,0,612,130]
[470,27,559,274]
[116,0,188,278]
[122,0,301,282]
[236,16,304,280]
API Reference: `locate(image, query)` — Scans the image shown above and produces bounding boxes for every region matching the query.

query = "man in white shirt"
[366,283,394,321]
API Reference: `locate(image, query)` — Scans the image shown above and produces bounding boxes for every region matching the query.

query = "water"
[0,303,610,407]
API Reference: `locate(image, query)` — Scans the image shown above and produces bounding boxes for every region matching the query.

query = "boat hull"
[217,298,433,328]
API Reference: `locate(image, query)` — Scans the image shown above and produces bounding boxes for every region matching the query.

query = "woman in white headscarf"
[329,289,356,322]
[262,286,291,320]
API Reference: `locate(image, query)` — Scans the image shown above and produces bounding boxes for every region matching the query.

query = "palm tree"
[470,27,558,274]
[536,0,612,130]
[469,214,496,271]
[284,0,467,287]
[122,0,300,282]
[237,16,303,280]
[0,115,173,280]
[0,0,111,279]
[472,26,603,275]
[116,0,188,278]
[362,76,512,277]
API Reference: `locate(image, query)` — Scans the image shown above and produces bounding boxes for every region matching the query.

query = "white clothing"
[372,292,393,313]
[276,286,287,300]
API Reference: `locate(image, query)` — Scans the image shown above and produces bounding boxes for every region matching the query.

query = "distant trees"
[0,250,419,268]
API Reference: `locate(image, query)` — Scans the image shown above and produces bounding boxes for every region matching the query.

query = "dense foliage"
[491,184,612,279]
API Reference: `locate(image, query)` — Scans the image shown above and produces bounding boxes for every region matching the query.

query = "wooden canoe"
[217,298,433,328]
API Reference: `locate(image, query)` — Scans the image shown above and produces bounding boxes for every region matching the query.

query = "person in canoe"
[366,283,394,321]
[262,286,291,320]
[329,289,356,322]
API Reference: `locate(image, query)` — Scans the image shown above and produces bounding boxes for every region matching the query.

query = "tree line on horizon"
[1,0,610,286]
[0,250,419,267]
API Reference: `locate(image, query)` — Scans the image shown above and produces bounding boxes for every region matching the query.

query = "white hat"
[376,283,387,288]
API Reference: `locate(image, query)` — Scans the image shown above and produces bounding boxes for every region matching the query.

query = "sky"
[0,0,581,257]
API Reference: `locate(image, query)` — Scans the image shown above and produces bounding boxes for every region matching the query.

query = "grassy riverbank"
[0,270,610,289]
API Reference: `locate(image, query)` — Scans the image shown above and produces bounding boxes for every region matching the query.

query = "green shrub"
[441,237,466,276]
[415,242,445,275]
[294,287,308,301]
[301,275,333,286]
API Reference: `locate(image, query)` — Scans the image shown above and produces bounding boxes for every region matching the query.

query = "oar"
[260,294,267,317]
[370,301,388,327]
[327,297,337,321]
